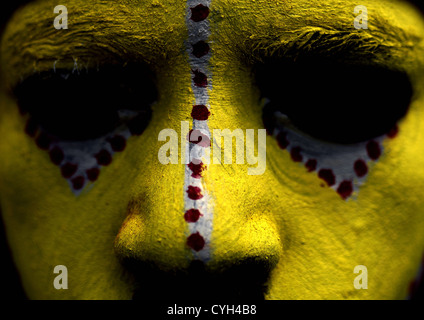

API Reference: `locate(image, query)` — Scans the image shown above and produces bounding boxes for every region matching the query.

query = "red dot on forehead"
[191,105,210,121]
[366,140,381,160]
[184,209,203,223]
[190,4,210,22]
[187,186,203,200]
[187,232,205,251]
[318,169,336,187]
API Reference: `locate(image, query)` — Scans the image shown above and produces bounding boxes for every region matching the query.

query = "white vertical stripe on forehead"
[184,0,213,262]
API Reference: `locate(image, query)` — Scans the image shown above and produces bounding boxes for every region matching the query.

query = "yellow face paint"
[0,0,423,300]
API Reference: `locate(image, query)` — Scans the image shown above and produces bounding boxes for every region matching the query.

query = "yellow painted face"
[0,0,424,300]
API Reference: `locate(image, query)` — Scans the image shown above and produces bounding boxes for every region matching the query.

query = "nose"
[113,0,283,299]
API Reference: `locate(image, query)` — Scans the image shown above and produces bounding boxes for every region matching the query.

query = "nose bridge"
[115,0,283,281]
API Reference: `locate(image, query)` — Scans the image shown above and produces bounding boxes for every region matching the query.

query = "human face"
[0,0,423,299]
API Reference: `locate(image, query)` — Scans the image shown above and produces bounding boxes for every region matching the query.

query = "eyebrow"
[236,5,424,69]
[244,26,420,66]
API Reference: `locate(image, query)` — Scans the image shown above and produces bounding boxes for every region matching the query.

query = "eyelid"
[12,62,157,141]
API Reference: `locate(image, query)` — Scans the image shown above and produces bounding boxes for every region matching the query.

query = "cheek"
[266,112,397,200]
[18,108,151,195]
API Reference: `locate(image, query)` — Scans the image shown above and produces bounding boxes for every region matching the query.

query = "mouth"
[125,259,270,300]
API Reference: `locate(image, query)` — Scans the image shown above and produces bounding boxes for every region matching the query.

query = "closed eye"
[255,57,413,144]
[12,63,157,141]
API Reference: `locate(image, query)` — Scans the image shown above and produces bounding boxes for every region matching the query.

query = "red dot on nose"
[191,105,210,121]
[190,4,210,22]
[184,209,203,223]
[318,169,336,187]
[187,186,203,200]
[188,162,206,179]
[187,232,205,251]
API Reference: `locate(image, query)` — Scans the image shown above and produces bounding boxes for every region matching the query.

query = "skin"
[0,0,424,299]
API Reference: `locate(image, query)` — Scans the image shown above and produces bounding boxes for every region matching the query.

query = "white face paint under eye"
[266,106,399,200]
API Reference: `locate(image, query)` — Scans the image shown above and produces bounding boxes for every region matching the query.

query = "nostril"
[126,259,271,300]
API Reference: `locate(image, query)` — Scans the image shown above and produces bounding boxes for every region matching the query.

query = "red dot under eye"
[276,131,289,149]
[86,168,100,182]
[354,159,368,178]
[318,169,336,187]
[95,149,112,166]
[366,140,381,160]
[71,176,85,190]
[290,146,303,162]
[107,135,126,152]
[187,232,205,251]
[337,180,353,199]
[305,159,317,172]
[49,146,64,165]
[61,163,78,179]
